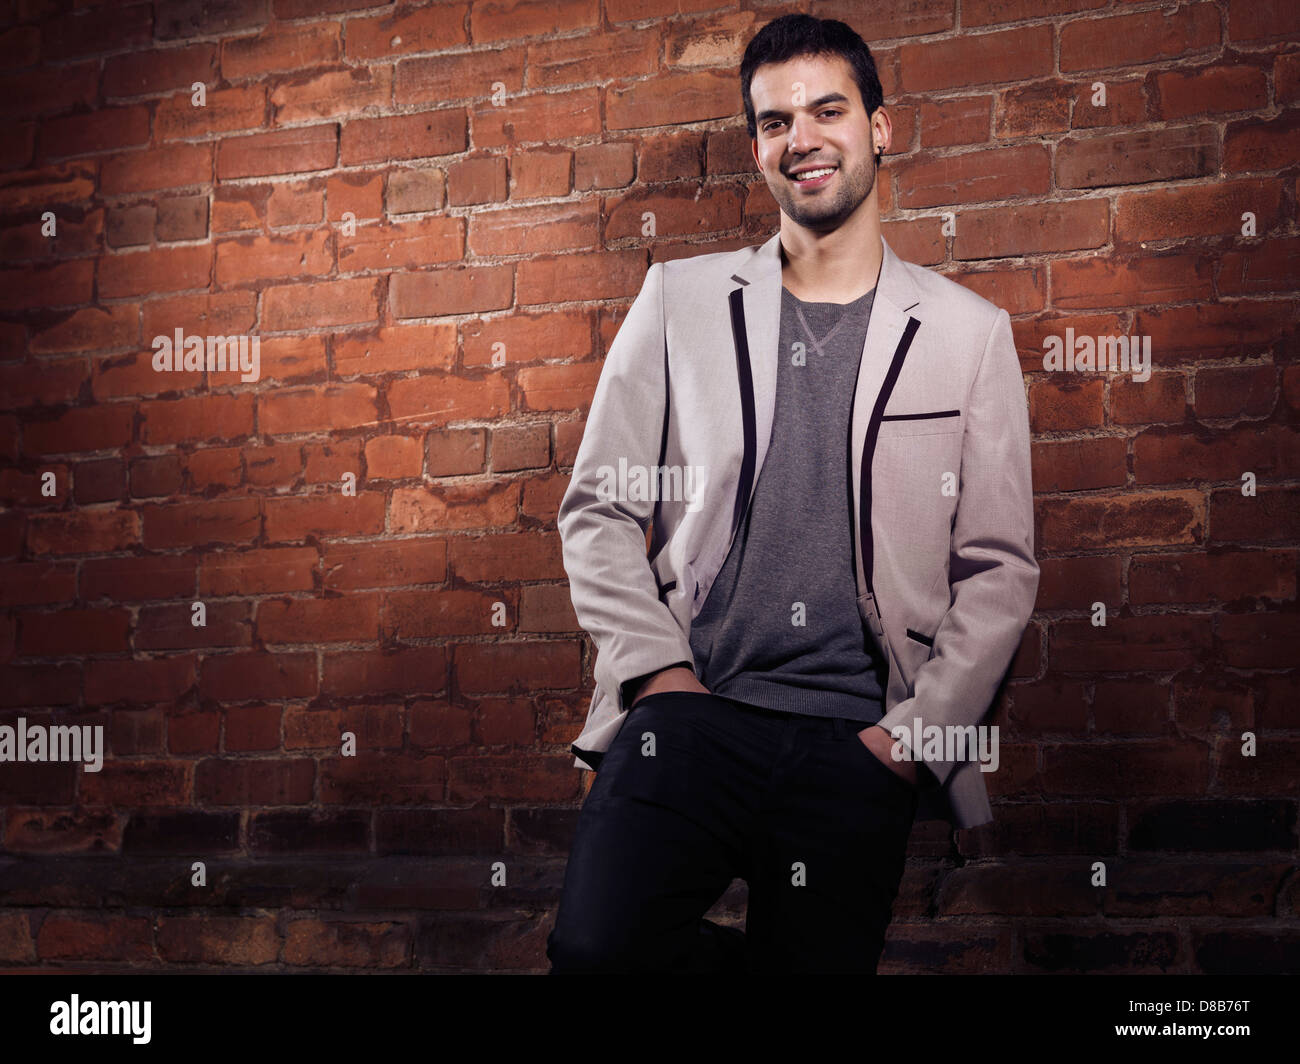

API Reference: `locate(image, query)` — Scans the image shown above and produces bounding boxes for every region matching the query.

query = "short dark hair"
[740,13,884,141]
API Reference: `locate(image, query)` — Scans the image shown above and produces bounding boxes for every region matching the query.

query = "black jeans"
[547,689,918,973]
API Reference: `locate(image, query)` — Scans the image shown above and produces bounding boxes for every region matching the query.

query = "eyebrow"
[754,92,852,125]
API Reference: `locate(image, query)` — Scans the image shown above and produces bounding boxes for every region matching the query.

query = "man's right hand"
[630,665,709,707]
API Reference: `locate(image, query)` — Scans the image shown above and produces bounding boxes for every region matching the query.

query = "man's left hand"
[856,724,919,787]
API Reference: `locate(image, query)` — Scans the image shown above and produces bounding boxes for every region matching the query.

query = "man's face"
[748,53,886,233]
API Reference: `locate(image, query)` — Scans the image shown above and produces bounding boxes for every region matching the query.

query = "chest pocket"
[877,409,961,438]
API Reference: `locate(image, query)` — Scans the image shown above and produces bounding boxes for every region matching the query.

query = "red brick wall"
[0,0,1296,973]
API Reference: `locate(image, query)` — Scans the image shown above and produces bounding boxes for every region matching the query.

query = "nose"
[786,110,822,157]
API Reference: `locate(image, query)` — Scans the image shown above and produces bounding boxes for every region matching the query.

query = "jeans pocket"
[846,730,917,797]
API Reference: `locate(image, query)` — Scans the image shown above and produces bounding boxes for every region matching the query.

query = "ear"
[871,106,893,156]
[750,136,761,171]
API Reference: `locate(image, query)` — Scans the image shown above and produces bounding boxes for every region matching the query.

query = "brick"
[322,538,447,590]
[98,244,212,299]
[199,547,316,595]
[446,155,508,206]
[606,75,721,133]
[341,110,466,165]
[82,554,196,602]
[0,162,95,214]
[263,277,380,330]
[217,124,338,179]
[1136,302,1299,362]
[1228,1,1300,42]
[386,167,443,213]
[253,335,327,385]
[195,758,315,805]
[900,26,1052,92]
[327,171,383,221]
[31,304,138,353]
[101,143,212,195]
[474,198,603,254]
[0,562,77,607]
[1057,125,1216,190]
[390,265,512,318]
[267,178,324,226]
[271,67,392,124]
[1218,236,1300,296]
[1060,4,1220,73]
[346,4,469,59]
[140,394,254,446]
[156,195,209,242]
[259,383,377,436]
[920,95,992,147]
[141,498,260,549]
[42,3,153,60]
[1224,110,1300,173]
[262,494,386,543]
[1131,550,1295,607]
[40,106,151,159]
[156,85,265,141]
[0,260,94,311]
[1135,424,1300,485]
[200,651,317,701]
[303,440,362,484]
[516,248,644,305]
[257,594,380,643]
[103,44,218,97]
[1050,253,1212,309]
[0,63,97,121]
[26,507,138,556]
[1156,65,1268,120]
[337,215,462,273]
[24,404,134,455]
[155,915,279,965]
[963,0,1104,26]
[425,428,486,476]
[334,323,456,378]
[215,230,332,286]
[1193,366,1277,419]
[897,144,1049,207]
[951,266,1045,316]
[390,480,519,533]
[517,362,601,412]
[463,307,590,369]
[511,148,572,198]
[1070,80,1147,130]
[954,199,1108,259]
[1115,178,1283,244]
[141,290,256,342]
[365,435,422,479]
[135,601,252,651]
[323,647,446,697]
[575,141,633,190]
[0,359,88,410]
[387,374,509,425]
[222,22,341,80]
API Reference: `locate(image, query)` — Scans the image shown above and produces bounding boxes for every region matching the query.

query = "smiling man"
[548,13,1038,974]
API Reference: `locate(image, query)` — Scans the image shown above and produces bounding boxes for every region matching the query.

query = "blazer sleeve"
[876,306,1040,788]
[556,261,697,713]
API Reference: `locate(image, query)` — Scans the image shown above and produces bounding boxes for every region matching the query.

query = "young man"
[548,13,1038,973]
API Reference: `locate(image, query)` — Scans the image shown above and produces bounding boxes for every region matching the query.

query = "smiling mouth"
[790,165,837,185]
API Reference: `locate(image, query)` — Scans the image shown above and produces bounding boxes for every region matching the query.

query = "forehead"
[749,52,856,104]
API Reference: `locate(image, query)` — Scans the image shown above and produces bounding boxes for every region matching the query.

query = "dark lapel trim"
[859,316,921,599]
[727,287,758,542]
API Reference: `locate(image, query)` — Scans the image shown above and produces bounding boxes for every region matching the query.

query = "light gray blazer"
[556,232,1038,829]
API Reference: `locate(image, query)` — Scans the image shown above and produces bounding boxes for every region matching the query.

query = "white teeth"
[793,167,835,181]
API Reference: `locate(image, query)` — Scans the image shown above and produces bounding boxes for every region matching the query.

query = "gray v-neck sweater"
[687,284,887,721]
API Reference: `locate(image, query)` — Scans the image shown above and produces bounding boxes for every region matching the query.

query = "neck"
[779,200,883,303]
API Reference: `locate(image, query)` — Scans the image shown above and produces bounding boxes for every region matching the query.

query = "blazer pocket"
[878,409,962,438]
[905,627,935,648]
